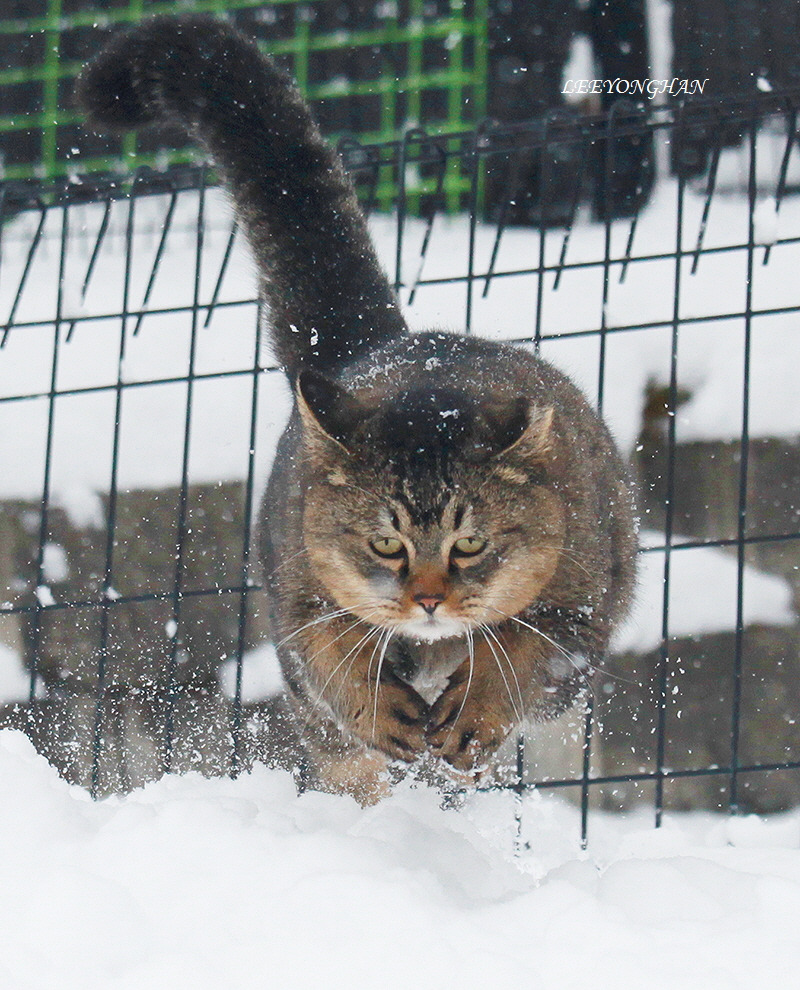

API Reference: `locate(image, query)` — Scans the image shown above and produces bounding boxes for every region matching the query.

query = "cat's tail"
[74,15,407,379]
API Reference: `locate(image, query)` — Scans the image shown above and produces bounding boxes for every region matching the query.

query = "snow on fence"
[2,92,800,842]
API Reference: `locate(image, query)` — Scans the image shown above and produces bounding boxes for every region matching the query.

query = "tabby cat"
[76,15,637,802]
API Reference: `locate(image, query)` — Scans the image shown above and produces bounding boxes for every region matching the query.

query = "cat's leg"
[425,622,589,773]
[298,620,431,765]
[314,748,393,806]
[297,708,393,805]
[247,687,390,804]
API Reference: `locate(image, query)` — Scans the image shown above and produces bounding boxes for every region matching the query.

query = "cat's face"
[299,374,565,642]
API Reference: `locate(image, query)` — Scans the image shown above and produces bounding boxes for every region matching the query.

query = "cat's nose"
[414,595,444,615]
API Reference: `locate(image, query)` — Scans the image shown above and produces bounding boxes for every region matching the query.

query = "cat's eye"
[451,536,487,557]
[370,536,406,559]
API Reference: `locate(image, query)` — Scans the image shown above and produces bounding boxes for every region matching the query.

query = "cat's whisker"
[541,545,601,561]
[336,482,390,507]
[275,608,355,649]
[277,598,390,650]
[516,619,597,682]
[301,623,384,736]
[295,611,386,741]
[483,604,639,687]
[371,628,395,743]
[301,609,381,667]
[478,625,523,724]
[545,547,599,582]
[481,622,526,718]
[305,622,376,691]
[327,624,388,718]
[484,602,594,676]
[366,625,390,687]
[285,602,400,740]
[368,628,393,741]
[438,626,475,751]
[267,546,311,577]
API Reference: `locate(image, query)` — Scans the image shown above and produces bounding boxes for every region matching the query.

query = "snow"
[218,641,284,701]
[613,531,796,653]
[0,192,293,503]
[0,645,30,702]
[42,542,69,583]
[562,34,598,104]
[753,197,780,245]
[393,175,800,451]
[1,727,799,990]
[34,585,55,607]
[53,484,105,530]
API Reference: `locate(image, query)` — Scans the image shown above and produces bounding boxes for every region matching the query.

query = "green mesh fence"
[0,0,488,210]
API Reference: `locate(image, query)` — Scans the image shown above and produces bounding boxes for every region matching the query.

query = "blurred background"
[1,1,796,203]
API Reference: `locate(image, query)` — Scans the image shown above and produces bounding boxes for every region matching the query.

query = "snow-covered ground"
[2,728,799,990]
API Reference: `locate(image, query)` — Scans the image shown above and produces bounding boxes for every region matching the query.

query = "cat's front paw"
[425,664,514,772]
[349,671,430,763]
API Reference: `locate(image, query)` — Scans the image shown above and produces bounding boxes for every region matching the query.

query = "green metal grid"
[0,0,488,211]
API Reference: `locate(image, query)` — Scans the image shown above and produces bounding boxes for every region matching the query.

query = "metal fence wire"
[2,92,800,844]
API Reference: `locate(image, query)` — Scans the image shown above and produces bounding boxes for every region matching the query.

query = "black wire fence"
[2,91,800,844]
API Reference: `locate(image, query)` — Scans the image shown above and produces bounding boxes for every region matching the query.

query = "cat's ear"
[494,401,554,459]
[295,369,366,454]
[480,396,531,453]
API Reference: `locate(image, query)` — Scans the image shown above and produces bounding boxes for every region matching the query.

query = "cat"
[76,14,637,803]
